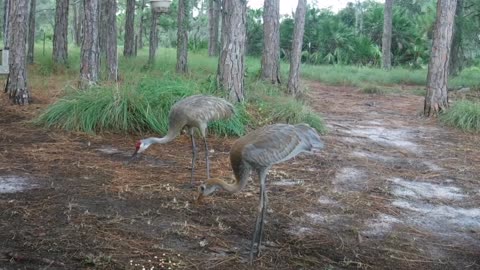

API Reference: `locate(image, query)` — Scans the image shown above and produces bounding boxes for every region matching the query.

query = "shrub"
[441,100,480,132]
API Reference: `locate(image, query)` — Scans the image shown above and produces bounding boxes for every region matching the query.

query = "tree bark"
[80,0,99,88]
[27,0,36,64]
[106,0,118,81]
[424,0,457,117]
[208,0,220,56]
[73,0,82,46]
[3,0,10,46]
[53,0,69,65]
[287,0,307,96]
[448,0,463,76]
[124,0,135,57]
[382,0,393,69]
[261,0,280,84]
[98,0,107,56]
[5,0,30,105]
[137,0,146,50]
[147,10,159,66]
[217,0,247,103]
[176,0,189,74]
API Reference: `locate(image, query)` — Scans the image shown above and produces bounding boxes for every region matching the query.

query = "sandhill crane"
[196,123,324,262]
[130,94,235,185]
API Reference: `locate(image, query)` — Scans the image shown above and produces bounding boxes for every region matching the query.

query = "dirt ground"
[0,81,479,270]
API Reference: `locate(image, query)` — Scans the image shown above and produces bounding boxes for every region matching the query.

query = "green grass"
[360,85,387,95]
[296,64,480,89]
[441,100,480,132]
[298,64,427,86]
[35,75,249,136]
[34,47,325,136]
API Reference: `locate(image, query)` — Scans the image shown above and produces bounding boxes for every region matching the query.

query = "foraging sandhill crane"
[130,94,235,185]
[196,123,324,262]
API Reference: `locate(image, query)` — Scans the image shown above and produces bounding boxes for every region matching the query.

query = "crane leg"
[190,134,197,186]
[249,169,268,264]
[203,137,210,179]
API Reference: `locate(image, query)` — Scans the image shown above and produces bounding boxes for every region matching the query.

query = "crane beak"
[195,193,205,205]
[127,149,139,163]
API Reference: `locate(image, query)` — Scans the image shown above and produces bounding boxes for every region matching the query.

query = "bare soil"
[0,82,479,270]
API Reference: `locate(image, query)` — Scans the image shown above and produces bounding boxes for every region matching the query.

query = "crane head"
[196,182,218,203]
[128,140,149,162]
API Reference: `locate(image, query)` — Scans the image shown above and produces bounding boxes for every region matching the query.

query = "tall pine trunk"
[147,10,159,66]
[3,0,10,45]
[73,1,82,47]
[106,0,118,81]
[217,0,247,103]
[208,0,220,56]
[176,0,189,73]
[98,0,107,56]
[124,0,135,57]
[448,0,464,76]
[5,0,30,105]
[261,0,280,84]
[287,0,307,96]
[53,0,69,65]
[137,0,147,50]
[80,0,99,88]
[27,0,36,64]
[424,0,457,116]
[382,0,393,69]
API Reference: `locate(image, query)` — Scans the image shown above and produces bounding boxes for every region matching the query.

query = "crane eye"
[199,185,206,192]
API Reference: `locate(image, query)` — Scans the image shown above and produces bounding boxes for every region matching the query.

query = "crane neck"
[206,166,250,194]
[145,129,179,145]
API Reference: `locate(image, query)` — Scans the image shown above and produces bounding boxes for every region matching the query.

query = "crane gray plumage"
[130,95,235,185]
[197,123,324,263]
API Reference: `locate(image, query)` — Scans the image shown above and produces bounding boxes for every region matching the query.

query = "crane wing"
[239,124,313,168]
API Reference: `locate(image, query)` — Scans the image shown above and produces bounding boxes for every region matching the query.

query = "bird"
[130,94,235,186]
[196,123,324,263]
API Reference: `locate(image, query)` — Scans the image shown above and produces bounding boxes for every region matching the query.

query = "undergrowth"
[34,47,328,136]
[441,100,480,132]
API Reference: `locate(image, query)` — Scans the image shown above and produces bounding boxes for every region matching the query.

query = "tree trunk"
[5,0,30,105]
[124,0,135,57]
[176,0,189,74]
[261,0,280,84]
[53,0,69,65]
[217,0,247,103]
[98,0,107,56]
[448,0,463,76]
[106,0,118,81]
[208,0,220,56]
[424,0,457,117]
[27,0,36,64]
[137,0,146,50]
[73,0,81,46]
[287,0,307,96]
[3,0,10,46]
[382,0,393,69]
[147,10,159,66]
[80,0,99,88]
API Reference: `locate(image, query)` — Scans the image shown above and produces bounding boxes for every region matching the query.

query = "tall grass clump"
[35,75,248,136]
[256,95,327,134]
[441,100,480,132]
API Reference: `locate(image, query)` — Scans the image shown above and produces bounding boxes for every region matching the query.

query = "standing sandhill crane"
[130,94,235,185]
[196,123,324,262]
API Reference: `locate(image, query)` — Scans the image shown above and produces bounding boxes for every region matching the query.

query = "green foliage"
[35,75,248,137]
[411,88,427,96]
[299,64,427,86]
[361,85,386,95]
[441,101,480,132]
[246,8,264,56]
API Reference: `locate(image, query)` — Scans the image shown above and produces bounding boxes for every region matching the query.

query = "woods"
[0,1,480,269]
